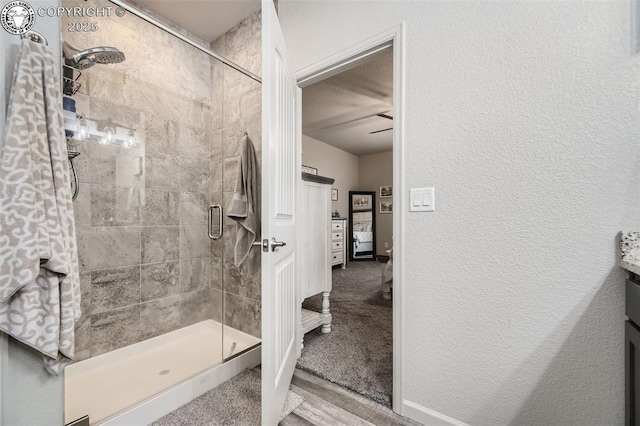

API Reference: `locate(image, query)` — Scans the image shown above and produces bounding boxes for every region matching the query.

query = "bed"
[353,231,374,258]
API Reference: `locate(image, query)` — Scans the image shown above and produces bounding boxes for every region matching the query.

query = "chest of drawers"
[331,218,347,269]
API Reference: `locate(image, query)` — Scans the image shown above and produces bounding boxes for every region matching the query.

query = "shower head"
[63,41,125,70]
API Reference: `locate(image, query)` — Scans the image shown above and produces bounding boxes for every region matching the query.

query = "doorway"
[295,24,405,413]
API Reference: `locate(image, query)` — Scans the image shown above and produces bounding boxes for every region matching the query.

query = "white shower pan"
[65,320,261,425]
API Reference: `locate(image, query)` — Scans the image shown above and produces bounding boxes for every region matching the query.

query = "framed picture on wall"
[380,201,392,214]
[331,188,338,201]
[302,165,318,175]
[352,194,372,211]
[380,185,392,198]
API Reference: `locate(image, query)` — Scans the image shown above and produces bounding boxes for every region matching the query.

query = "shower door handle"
[208,204,223,240]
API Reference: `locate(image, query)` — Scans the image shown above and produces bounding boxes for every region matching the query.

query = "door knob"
[271,237,287,251]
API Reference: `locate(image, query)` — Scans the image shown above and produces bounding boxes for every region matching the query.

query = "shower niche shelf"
[63,65,82,96]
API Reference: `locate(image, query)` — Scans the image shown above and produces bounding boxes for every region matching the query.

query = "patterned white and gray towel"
[0,38,81,375]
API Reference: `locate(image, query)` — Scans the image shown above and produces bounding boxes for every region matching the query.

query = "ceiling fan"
[370,113,393,134]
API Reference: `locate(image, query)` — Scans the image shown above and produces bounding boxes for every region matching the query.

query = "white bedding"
[353,231,373,244]
[354,241,373,254]
[353,231,373,256]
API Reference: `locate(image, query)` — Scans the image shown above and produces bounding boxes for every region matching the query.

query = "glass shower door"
[63,0,228,421]
[215,51,263,362]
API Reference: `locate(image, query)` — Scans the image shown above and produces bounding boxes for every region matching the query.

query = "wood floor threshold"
[290,394,375,426]
[279,411,315,426]
[280,369,421,426]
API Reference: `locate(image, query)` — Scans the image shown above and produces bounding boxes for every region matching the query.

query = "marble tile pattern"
[62,0,262,360]
[91,266,140,314]
[140,295,181,340]
[91,305,141,357]
[141,261,180,302]
[63,0,262,361]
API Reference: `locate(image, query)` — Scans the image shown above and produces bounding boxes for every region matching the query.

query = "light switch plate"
[410,187,435,212]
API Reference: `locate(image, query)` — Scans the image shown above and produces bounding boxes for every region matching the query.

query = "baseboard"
[403,400,469,426]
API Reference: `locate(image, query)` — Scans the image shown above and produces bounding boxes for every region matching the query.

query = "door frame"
[295,23,406,414]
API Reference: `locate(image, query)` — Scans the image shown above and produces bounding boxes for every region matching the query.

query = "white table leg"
[321,291,332,333]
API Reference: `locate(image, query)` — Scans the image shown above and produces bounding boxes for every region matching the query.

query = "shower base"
[65,320,261,425]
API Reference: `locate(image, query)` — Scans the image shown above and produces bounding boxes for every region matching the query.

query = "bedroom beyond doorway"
[297,47,396,408]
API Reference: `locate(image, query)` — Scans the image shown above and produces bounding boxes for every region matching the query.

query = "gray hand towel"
[227,134,260,268]
[0,39,81,375]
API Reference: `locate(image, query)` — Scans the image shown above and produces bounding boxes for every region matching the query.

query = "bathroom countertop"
[620,232,640,274]
[620,259,640,275]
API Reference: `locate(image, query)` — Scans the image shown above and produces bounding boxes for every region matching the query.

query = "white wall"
[359,151,393,255]
[280,1,640,425]
[1,2,65,425]
[302,134,359,218]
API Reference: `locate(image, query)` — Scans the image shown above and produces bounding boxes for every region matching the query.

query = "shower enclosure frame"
[61,1,263,423]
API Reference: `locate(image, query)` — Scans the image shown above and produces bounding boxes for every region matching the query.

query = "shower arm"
[62,40,83,59]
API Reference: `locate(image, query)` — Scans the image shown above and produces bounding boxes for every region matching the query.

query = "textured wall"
[359,151,393,255]
[64,0,223,360]
[302,134,360,218]
[1,2,65,425]
[280,1,640,425]
[212,10,263,338]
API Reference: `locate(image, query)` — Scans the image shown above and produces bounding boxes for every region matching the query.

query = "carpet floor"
[297,261,393,407]
[152,369,304,426]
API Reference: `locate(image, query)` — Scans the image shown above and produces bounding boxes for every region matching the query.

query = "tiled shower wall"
[64,0,251,360]
[212,10,263,339]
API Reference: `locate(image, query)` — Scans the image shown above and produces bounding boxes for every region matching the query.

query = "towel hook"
[20,31,48,46]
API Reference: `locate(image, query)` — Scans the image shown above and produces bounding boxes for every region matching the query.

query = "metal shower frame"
[107,0,262,84]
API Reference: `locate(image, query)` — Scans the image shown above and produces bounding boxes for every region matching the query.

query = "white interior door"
[261,0,301,424]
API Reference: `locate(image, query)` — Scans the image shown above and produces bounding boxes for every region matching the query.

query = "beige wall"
[302,135,359,219]
[359,151,393,255]
[302,135,393,257]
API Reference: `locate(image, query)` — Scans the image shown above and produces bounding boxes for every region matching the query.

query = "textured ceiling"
[302,49,393,156]
[134,0,261,43]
